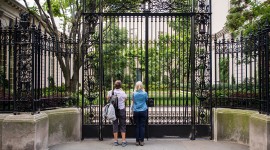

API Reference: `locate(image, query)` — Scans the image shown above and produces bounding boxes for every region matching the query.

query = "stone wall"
[249,113,270,150]
[2,113,48,150]
[214,108,270,150]
[0,108,81,150]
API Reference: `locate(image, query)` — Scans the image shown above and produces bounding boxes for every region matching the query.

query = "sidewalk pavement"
[49,138,249,150]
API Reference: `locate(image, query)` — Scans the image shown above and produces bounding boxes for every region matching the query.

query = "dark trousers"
[134,110,147,142]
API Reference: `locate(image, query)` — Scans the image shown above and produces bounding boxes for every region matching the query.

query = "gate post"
[194,0,212,140]
[190,14,196,141]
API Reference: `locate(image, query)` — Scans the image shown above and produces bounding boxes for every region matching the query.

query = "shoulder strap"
[112,88,114,95]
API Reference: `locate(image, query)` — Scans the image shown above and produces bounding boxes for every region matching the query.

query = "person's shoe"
[122,141,127,147]
[114,141,119,146]
[136,142,140,146]
[140,141,144,146]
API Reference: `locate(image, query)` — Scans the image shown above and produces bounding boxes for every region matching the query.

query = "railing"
[213,23,270,114]
[0,14,78,113]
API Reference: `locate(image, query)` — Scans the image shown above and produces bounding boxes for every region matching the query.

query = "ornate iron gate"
[81,0,212,140]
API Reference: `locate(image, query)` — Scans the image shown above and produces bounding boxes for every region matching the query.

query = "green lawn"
[74,90,196,107]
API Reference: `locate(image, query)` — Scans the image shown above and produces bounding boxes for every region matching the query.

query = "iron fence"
[0,14,79,113]
[213,23,270,114]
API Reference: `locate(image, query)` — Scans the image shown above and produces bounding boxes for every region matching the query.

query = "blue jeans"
[134,110,147,142]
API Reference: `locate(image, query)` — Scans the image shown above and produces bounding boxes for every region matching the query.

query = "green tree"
[22,0,141,92]
[157,34,190,97]
[102,22,128,89]
[226,0,270,35]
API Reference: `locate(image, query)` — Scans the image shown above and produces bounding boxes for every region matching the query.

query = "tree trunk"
[70,60,80,93]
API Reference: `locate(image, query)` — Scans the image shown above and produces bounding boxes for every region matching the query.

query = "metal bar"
[32,22,36,113]
[81,2,86,138]
[178,15,182,124]
[99,15,104,141]
[43,33,47,106]
[190,15,196,140]
[13,20,18,113]
[209,0,213,140]
[37,25,41,112]
[214,35,217,109]
[265,27,269,115]
[8,23,12,109]
[145,13,149,140]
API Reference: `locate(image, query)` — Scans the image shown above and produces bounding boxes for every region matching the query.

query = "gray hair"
[134,81,144,91]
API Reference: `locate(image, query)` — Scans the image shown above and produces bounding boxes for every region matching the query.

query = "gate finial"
[142,0,152,13]
[19,12,30,29]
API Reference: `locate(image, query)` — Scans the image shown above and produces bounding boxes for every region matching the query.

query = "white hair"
[134,81,144,91]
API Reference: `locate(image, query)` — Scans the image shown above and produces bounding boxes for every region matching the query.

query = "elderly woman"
[132,81,148,146]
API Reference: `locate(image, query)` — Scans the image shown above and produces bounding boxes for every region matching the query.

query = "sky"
[18,0,230,34]
[212,0,230,33]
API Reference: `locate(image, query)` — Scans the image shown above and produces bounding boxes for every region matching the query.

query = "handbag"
[147,98,154,107]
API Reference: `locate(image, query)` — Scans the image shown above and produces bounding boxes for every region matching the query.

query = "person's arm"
[145,92,148,101]
[122,91,128,101]
[106,91,111,102]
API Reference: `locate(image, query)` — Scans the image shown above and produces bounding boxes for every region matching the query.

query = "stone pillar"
[44,108,81,147]
[0,114,10,150]
[2,113,48,150]
[213,108,256,145]
[250,113,270,150]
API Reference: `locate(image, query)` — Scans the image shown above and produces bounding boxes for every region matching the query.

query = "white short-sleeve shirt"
[107,89,127,110]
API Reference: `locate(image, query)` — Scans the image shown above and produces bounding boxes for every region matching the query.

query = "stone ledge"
[2,113,48,150]
[0,114,11,150]
[250,113,270,150]
[214,108,270,150]
[0,108,81,150]
[214,108,256,145]
[44,108,81,147]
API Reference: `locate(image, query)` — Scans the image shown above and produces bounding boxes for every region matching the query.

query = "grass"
[82,90,194,107]
[40,89,196,107]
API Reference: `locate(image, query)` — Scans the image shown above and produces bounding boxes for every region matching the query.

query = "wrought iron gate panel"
[82,0,212,140]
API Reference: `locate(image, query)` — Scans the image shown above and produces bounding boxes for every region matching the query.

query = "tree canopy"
[21,0,142,92]
[225,0,270,35]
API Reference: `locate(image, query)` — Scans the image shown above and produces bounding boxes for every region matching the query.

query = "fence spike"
[9,19,12,27]
[249,31,253,38]
[14,18,18,28]
[60,33,64,42]
[240,31,243,38]
[52,34,55,41]
[44,31,47,39]
[32,18,36,28]
[38,22,41,30]
[265,19,270,29]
